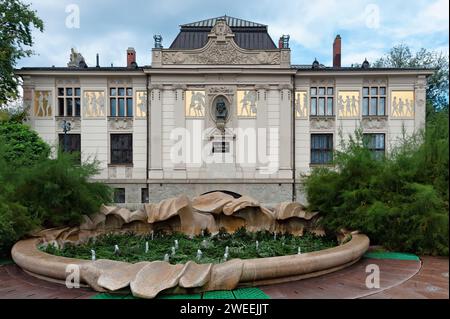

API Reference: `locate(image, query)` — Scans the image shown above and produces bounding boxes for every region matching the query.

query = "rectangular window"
[58,134,81,163]
[114,188,126,204]
[362,86,386,116]
[311,98,317,115]
[310,86,334,116]
[363,97,369,116]
[110,134,133,165]
[318,98,325,116]
[370,98,378,115]
[110,87,133,117]
[212,141,230,153]
[57,87,81,117]
[311,134,333,164]
[110,99,117,117]
[363,133,385,160]
[141,188,149,204]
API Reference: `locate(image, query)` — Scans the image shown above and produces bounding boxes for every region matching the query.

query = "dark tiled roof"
[181,15,266,28]
[170,29,277,50]
[170,16,277,50]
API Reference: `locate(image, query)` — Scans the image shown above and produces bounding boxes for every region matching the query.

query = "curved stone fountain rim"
[12,232,370,297]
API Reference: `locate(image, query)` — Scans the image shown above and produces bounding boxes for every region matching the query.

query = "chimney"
[333,35,341,68]
[279,37,283,49]
[96,53,100,68]
[127,47,136,68]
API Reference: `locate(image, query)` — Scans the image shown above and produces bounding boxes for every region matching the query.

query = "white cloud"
[17,0,449,68]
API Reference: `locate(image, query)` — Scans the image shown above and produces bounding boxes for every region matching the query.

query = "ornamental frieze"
[207,86,235,95]
[162,41,281,65]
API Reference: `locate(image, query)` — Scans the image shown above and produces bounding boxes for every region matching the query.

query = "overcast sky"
[18,0,449,68]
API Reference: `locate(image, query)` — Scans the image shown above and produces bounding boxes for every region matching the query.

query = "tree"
[373,44,449,109]
[0,0,44,107]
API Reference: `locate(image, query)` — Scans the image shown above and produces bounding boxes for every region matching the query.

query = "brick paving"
[0,263,95,299]
[0,257,447,299]
[362,257,449,299]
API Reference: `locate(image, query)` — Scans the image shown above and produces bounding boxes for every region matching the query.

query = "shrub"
[0,122,50,169]
[302,112,449,256]
[14,151,113,228]
[0,150,37,257]
[0,121,113,256]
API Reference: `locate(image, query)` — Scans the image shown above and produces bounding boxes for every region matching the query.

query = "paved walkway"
[0,256,448,299]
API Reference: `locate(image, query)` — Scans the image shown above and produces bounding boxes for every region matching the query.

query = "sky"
[18,0,449,68]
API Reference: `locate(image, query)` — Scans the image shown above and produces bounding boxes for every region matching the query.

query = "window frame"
[114,188,126,204]
[362,86,387,117]
[58,133,81,164]
[110,133,133,165]
[57,87,81,117]
[310,86,334,117]
[109,87,133,118]
[363,133,386,159]
[310,134,334,165]
[141,188,149,204]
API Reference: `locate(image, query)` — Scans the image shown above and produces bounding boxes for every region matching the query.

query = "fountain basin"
[11,192,370,299]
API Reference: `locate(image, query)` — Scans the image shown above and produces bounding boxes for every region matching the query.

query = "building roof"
[181,15,267,28]
[170,15,277,50]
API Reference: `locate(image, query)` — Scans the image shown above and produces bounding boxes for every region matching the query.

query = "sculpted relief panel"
[185,91,206,118]
[236,90,257,118]
[135,91,147,118]
[295,91,308,119]
[34,91,53,117]
[391,91,415,118]
[337,91,360,118]
[84,91,106,117]
[162,42,281,65]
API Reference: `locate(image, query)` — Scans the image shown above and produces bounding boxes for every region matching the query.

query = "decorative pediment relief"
[207,86,234,96]
[109,117,134,131]
[362,117,387,130]
[310,117,336,130]
[363,78,387,86]
[56,118,81,132]
[162,41,282,65]
[311,79,335,86]
[56,78,80,86]
[157,19,287,66]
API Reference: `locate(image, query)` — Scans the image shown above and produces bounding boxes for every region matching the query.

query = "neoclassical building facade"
[17,16,432,207]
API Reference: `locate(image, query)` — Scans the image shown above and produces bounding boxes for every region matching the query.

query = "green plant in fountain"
[41,228,337,265]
